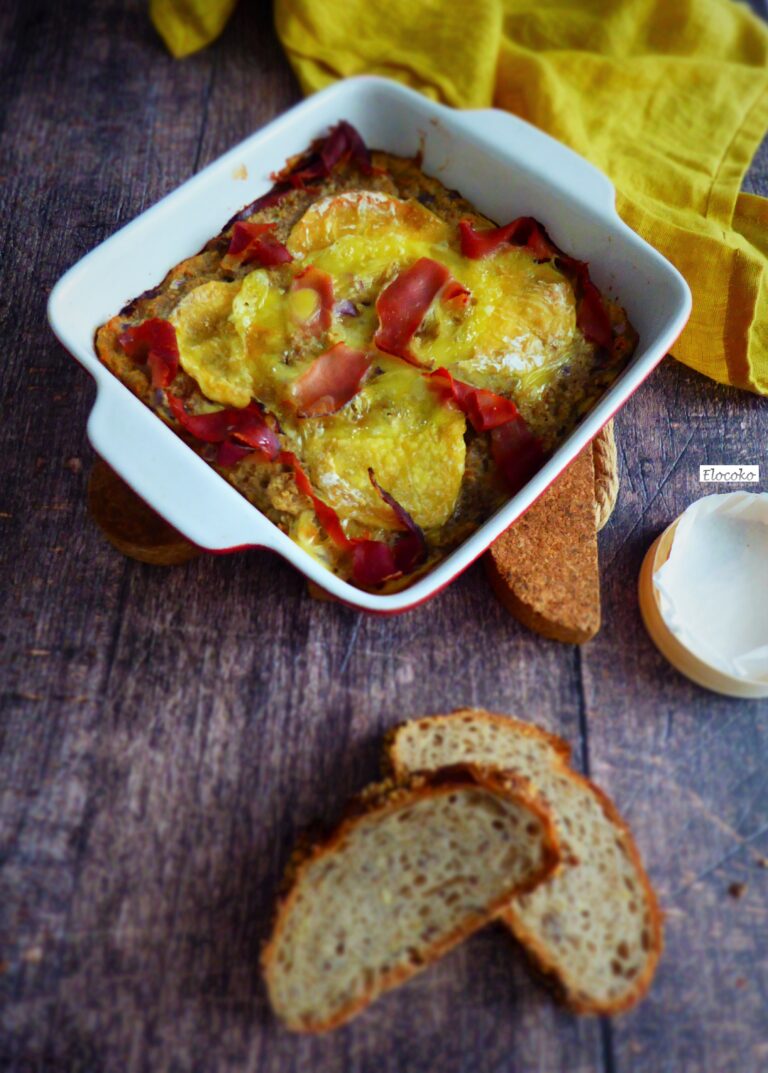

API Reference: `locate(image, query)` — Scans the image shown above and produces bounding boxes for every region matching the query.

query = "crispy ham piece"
[351,525,426,588]
[374,257,453,365]
[215,441,256,467]
[316,120,374,177]
[368,469,427,575]
[281,453,427,587]
[459,217,614,351]
[223,222,293,269]
[350,541,403,587]
[565,261,614,351]
[290,266,334,335]
[428,367,522,432]
[427,367,546,493]
[276,120,374,189]
[351,531,425,586]
[291,343,371,417]
[281,450,351,549]
[119,318,180,389]
[441,278,471,307]
[227,123,374,227]
[458,217,559,261]
[166,395,281,463]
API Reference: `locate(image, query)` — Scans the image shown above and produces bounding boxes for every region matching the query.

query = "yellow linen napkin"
[152,0,768,395]
[150,0,238,61]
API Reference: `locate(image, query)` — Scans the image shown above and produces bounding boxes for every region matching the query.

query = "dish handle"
[463,107,616,213]
[86,383,284,553]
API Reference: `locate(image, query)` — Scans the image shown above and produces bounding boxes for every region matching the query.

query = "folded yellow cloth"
[152,0,768,394]
[150,0,238,60]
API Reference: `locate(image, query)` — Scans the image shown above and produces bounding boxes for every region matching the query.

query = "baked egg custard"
[96,123,636,590]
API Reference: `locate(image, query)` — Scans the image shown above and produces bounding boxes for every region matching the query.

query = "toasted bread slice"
[484,445,600,643]
[262,767,560,1033]
[88,460,200,565]
[386,710,662,1015]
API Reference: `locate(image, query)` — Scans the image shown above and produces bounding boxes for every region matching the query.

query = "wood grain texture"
[0,2,766,1072]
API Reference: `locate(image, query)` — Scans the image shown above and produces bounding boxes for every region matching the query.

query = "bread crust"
[385,709,663,1017]
[593,420,619,532]
[384,708,573,779]
[261,764,561,1033]
[87,459,200,565]
[484,557,599,643]
[94,130,636,591]
[501,769,663,1015]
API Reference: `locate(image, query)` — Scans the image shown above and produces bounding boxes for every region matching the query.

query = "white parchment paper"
[653,492,768,683]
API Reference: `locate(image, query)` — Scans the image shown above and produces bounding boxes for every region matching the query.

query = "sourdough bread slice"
[386,710,662,1015]
[262,767,560,1033]
[88,459,201,565]
[484,445,601,643]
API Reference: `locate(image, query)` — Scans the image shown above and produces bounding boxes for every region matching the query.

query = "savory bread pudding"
[96,122,636,590]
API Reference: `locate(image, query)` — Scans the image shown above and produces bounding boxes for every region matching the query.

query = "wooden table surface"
[2,2,767,1071]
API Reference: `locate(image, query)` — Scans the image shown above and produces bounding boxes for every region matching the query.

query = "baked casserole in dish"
[49,77,691,611]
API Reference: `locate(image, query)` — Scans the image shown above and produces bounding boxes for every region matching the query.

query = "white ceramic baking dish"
[48,75,691,614]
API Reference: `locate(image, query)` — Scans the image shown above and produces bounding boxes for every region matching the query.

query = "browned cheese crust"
[95,148,637,587]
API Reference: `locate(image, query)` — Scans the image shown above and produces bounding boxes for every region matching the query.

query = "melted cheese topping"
[169,192,593,535]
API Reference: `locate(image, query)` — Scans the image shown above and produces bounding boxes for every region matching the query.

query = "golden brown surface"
[484,447,601,643]
[386,710,663,1015]
[261,766,560,1033]
[94,148,636,589]
[593,420,619,531]
[87,459,201,566]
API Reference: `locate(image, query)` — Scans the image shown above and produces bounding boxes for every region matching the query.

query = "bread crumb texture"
[262,771,558,1032]
[485,445,600,643]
